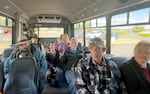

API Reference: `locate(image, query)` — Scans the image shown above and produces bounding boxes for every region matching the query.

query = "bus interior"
[0,0,150,94]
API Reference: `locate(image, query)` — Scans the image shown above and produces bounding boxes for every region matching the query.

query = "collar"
[92,57,107,66]
[85,57,107,70]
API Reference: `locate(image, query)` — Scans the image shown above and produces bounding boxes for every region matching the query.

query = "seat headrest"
[2,48,13,62]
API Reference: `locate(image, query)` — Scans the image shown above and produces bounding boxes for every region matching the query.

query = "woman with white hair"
[120,40,150,94]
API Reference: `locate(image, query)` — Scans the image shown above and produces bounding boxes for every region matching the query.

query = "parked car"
[86,30,104,39]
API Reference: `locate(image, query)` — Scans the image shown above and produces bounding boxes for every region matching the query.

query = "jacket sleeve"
[40,54,47,80]
[35,49,47,80]
[4,56,12,79]
[110,60,124,93]
[45,53,52,63]
[41,44,46,56]
[58,52,67,69]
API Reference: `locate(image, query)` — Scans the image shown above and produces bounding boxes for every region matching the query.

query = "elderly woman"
[120,40,150,94]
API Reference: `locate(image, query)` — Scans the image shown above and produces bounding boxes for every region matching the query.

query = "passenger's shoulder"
[77,57,90,66]
[105,58,118,68]
[34,48,45,57]
[120,60,132,67]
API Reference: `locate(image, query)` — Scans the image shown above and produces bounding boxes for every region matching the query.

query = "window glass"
[85,27,106,46]
[34,27,64,38]
[74,23,80,29]
[91,19,96,27]
[111,25,150,57]
[74,24,77,29]
[74,22,83,45]
[0,16,6,26]
[79,22,83,29]
[111,13,127,25]
[0,27,12,54]
[97,17,106,26]
[7,18,13,27]
[74,29,83,44]
[85,20,91,28]
[129,8,149,24]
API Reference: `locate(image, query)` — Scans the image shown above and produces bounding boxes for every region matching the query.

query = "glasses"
[136,50,150,56]
[144,51,150,56]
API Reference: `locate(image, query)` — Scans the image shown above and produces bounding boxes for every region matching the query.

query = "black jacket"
[59,47,83,71]
[46,50,60,67]
[120,57,150,94]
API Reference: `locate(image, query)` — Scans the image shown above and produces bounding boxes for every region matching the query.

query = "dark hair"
[30,34,38,39]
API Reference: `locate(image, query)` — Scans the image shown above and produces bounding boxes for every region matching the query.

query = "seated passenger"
[59,37,83,94]
[120,40,150,94]
[30,34,45,55]
[4,36,47,94]
[74,37,123,94]
[55,34,64,51]
[55,34,69,56]
[46,41,60,87]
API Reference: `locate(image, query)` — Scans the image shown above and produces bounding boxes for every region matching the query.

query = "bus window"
[111,25,150,57]
[0,27,12,54]
[34,27,64,38]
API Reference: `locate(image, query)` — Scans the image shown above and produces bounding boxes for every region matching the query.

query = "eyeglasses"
[136,50,150,56]
[144,51,150,56]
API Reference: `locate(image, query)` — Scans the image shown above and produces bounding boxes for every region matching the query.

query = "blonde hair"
[58,34,64,42]
[134,40,150,52]
[70,37,77,42]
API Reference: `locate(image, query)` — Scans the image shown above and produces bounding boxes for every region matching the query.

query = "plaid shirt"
[74,57,122,94]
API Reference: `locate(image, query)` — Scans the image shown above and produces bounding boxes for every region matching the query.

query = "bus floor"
[43,83,70,94]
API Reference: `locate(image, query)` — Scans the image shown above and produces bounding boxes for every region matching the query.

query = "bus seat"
[104,54,114,59]
[3,58,39,94]
[0,59,1,63]
[0,62,4,92]
[83,46,90,58]
[110,56,130,68]
[2,48,13,62]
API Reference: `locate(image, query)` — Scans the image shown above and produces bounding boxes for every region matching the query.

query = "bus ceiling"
[0,0,149,23]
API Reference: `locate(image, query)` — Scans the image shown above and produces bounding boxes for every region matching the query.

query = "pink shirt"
[55,42,69,51]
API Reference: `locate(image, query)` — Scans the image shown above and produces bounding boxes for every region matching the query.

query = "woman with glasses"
[120,40,150,94]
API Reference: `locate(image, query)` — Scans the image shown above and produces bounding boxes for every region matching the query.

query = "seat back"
[2,48,13,62]
[0,61,3,92]
[4,57,39,94]
[110,56,130,68]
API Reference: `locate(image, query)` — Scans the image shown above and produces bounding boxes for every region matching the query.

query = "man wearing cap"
[74,37,122,94]
[4,36,47,94]
[30,34,45,55]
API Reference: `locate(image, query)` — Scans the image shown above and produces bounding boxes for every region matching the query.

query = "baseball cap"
[88,37,105,48]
